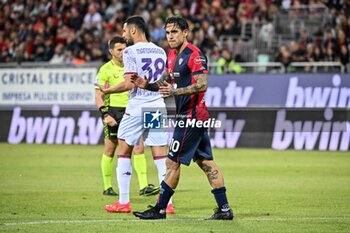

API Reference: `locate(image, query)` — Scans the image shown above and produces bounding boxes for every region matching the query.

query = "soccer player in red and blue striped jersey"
[132,16,234,220]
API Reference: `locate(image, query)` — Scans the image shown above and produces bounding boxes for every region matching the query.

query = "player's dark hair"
[108,36,126,49]
[124,16,150,39]
[165,16,189,31]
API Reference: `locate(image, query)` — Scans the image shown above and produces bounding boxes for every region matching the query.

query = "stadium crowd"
[0,0,349,72]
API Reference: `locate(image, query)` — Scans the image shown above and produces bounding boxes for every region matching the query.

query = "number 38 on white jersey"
[123,42,167,116]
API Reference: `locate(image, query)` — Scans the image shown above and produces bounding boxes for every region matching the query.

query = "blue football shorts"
[168,124,213,166]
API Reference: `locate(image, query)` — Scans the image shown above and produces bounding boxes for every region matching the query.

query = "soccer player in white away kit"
[99,16,174,214]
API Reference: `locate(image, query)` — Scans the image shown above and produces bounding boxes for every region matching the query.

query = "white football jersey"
[123,42,167,116]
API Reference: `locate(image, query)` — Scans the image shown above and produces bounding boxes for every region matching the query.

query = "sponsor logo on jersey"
[194,56,206,64]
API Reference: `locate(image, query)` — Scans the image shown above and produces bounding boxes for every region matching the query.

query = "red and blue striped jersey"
[165,43,209,120]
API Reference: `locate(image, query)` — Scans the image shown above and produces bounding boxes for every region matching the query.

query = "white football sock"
[117,156,132,204]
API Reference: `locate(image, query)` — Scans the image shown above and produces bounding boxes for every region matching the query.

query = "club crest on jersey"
[194,56,206,64]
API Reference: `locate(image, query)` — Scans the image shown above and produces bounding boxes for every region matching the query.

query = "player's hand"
[95,82,111,94]
[159,81,176,98]
[130,74,148,89]
[103,115,117,126]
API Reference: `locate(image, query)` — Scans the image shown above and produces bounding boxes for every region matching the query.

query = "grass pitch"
[0,143,349,233]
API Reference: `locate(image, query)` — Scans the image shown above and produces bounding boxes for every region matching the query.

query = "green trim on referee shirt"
[96,60,128,108]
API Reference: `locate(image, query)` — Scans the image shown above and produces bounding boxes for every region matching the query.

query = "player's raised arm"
[159,73,208,97]
[131,71,171,91]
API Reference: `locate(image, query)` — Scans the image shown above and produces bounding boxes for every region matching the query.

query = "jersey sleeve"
[95,66,108,89]
[164,50,175,73]
[188,50,208,75]
[123,48,137,75]
[164,58,169,73]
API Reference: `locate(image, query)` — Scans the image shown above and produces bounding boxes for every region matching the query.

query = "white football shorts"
[118,114,168,146]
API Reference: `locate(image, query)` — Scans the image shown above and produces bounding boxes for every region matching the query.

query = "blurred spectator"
[0,32,8,54]
[33,34,47,61]
[23,35,35,61]
[12,0,24,13]
[104,0,123,21]
[313,30,324,48]
[82,2,102,32]
[44,38,55,60]
[304,43,317,72]
[150,17,166,42]
[49,43,65,64]
[344,0,350,16]
[209,44,221,65]
[305,43,316,63]
[237,1,258,24]
[323,29,337,54]
[324,45,335,62]
[259,20,274,48]
[18,23,28,42]
[64,49,74,64]
[337,45,349,70]
[275,44,292,69]
[281,0,292,10]
[67,7,83,31]
[335,29,349,54]
[73,50,88,64]
[298,30,313,51]
[216,49,244,74]
[335,10,348,34]
[222,17,241,36]
[313,45,324,62]
[290,40,306,62]
[55,25,74,45]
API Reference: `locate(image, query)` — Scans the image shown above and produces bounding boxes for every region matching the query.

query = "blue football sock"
[211,187,231,212]
[155,181,174,209]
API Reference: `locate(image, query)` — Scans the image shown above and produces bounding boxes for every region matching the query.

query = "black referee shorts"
[102,107,126,139]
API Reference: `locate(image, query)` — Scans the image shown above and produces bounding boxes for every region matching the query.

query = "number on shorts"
[170,138,180,152]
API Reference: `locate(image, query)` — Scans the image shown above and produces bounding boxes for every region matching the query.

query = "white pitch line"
[243,216,350,221]
[3,216,350,226]
[2,219,199,226]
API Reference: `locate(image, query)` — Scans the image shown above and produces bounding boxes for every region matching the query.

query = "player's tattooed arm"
[159,73,208,97]
[176,73,208,95]
[131,72,171,91]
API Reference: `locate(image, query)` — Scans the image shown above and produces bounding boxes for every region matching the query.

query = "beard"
[126,41,133,46]
[124,36,134,46]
